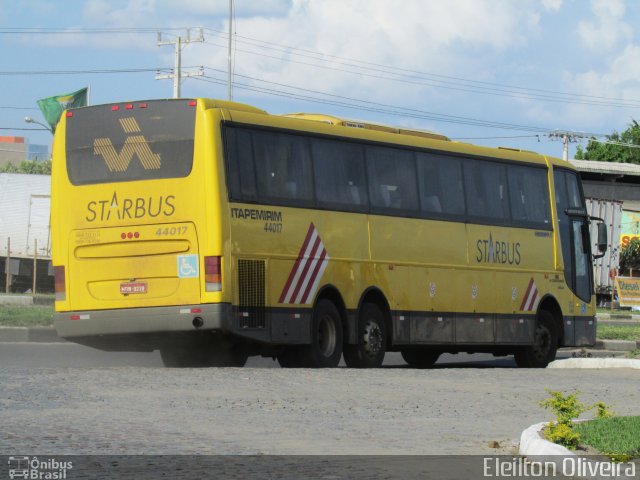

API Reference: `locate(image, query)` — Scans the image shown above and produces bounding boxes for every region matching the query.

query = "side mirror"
[594,222,608,259]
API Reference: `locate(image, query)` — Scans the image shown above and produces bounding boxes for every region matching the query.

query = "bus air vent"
[237,259,266,329]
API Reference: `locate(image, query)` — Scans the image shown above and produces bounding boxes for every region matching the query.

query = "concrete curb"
[0,326,65,343]
[0,295,34,306]
[519,422,638,480]
[594,339,640,351]
[549,357,640,369]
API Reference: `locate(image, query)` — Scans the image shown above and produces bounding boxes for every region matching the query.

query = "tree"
[619,238,640,274]
[0,159,51,175]
[575,120,640,164]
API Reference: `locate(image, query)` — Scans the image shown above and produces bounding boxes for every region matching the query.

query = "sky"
[1,0,640,160]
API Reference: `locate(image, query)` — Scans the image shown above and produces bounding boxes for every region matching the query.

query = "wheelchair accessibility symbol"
[177,254,199,278]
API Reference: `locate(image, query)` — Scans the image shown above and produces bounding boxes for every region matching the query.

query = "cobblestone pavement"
[1,367,638,456]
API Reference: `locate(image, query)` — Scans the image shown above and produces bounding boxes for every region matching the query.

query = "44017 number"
[155,226,188,236]
[264,222,283,233]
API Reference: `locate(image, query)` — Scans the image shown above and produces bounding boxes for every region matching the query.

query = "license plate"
[120,282,148,294]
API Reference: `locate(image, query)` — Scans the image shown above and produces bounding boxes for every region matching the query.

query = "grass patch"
[597,324,640,341]
[0,304,53,327]
[574,416,640,458]
[597,307,636,316]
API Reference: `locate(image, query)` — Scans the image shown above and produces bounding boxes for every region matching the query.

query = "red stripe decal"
[289,235,322,303]
[300,248,328,303]
[520,278,534,311]
[278,223,316,303]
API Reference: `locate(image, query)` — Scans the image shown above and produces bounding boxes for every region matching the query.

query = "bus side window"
[416,152,464,218]
[464,161,509,222]
[507,165,550,227]
[224,126,257,201]
[252,130,314,205]
[366,146,418,213]
[311,138,368,212]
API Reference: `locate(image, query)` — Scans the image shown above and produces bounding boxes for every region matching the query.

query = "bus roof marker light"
[111,105,120,111]
[125,104,133,110]
[139,103,148,109]
[66,111,73,118]
[188,100,197,107]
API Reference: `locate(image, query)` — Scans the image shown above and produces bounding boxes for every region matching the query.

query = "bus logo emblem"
[279,223,329,305]
[93,117,161,172]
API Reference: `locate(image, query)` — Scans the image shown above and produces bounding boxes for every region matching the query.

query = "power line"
[196,72,562,134]
[0,106,38,110]
[0,67,172,76]
[0,127,49,131]
[201,67,614,136]
[203,29,640,109]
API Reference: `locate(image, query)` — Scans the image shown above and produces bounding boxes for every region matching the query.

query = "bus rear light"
[120,232,140,240]
[204,256,222,292]
[54,266,66,302]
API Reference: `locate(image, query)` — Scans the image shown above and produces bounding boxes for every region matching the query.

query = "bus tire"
[401,349,440,368]
[343,303,386,368]
[299,299,343,368]
[276,347,303,368]
[514,310,558,368]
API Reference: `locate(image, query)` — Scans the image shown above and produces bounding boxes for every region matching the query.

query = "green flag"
[37,87,88,132]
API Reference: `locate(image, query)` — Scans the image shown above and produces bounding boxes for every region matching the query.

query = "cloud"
[577,0,632,52]
[186,0,554,107]
[541,0,562,11]
[163,0,292,17]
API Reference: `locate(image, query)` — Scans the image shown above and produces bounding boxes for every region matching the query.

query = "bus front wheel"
[299,299,343,368]
[514,310,558,368]
[343,303,386,368]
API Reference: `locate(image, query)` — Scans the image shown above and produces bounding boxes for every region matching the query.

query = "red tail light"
[204,256,222,292]
[54,266,66,301]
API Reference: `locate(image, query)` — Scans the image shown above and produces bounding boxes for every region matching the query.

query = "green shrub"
[539,390,617,450]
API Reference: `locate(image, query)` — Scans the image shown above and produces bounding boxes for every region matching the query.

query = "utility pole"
[228,0,233,101]
[548,131,585,161]
[156,27,205,98]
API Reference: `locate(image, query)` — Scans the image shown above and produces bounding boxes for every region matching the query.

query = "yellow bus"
[52,98,606,368]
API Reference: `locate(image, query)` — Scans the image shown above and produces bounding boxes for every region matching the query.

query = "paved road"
[2,344,638,459]
[0,342,527,368]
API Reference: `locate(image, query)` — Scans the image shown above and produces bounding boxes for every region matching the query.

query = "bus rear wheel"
[514,310,558,368]
[343,303,386,368]
[298,299,343,368]
[401,349,440,368]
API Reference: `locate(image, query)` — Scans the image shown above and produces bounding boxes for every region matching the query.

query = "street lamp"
[24,116,51,132]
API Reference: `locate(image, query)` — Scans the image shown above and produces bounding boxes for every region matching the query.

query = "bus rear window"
[65,100,195,185]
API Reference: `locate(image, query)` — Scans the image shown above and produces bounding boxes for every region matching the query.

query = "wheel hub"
[317,314,337,357]
[363,320,383,357]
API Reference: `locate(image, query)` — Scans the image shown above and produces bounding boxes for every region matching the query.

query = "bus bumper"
[54,303,234,339]
[561,315,597,347]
